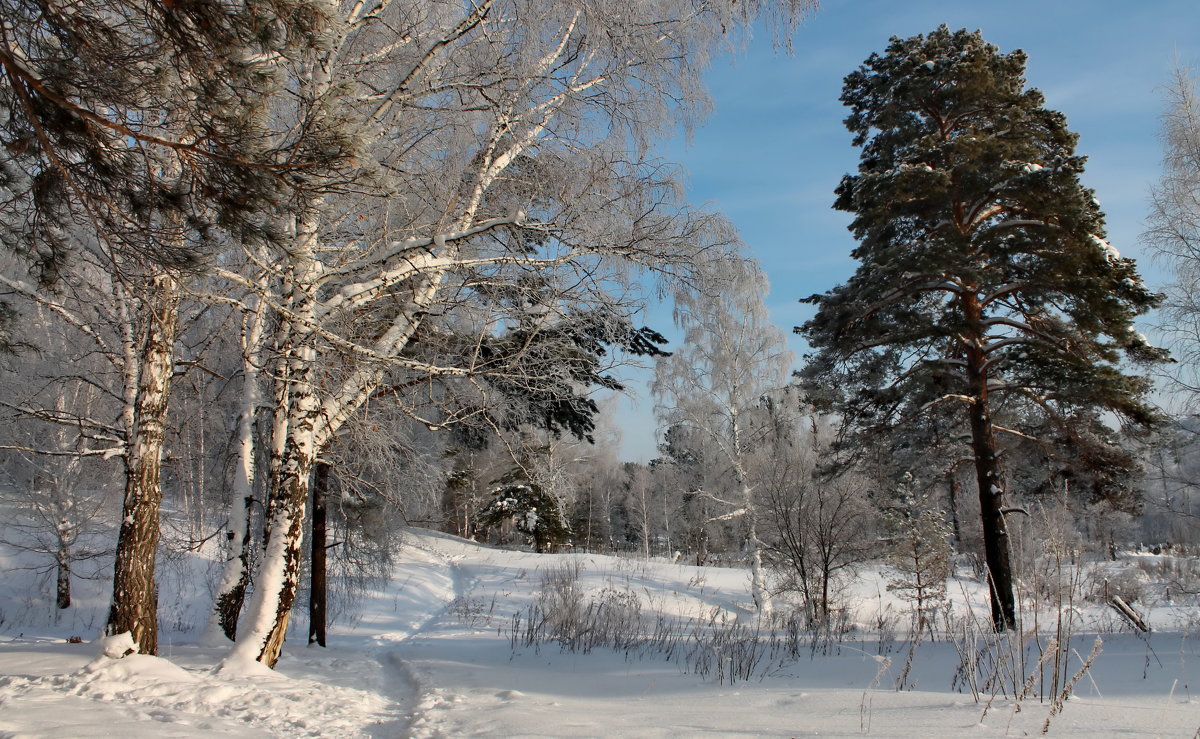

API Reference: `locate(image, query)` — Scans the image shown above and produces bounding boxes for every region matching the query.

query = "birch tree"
[200,289,270,644]
[1147,66,1200,404]
[654,261,793,614]
[1,0,358,655]
[0,312,120,612]
[225,0,815,667]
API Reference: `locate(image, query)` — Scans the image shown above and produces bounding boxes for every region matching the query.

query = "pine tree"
[478,467,571,553]
[884,475,952,637]
[0,0,340,272]
[798,27,1165,631]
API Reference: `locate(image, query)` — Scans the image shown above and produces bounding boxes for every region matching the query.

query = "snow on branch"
[979,281,1032,306]
[319,251,583,321]
[980,316,1065,350]
[0,399,124,439]
[913,393,975,418]
[992,425,1040,442]
[707,507,747,523]
[368,0,494,122]
[321,213,526,283]
[980,218,1055,234]
[965,203,1005,230]
[0,443,124,460]
[0,274,115,359]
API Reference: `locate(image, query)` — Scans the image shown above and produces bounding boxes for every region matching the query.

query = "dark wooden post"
[308,461,329,647]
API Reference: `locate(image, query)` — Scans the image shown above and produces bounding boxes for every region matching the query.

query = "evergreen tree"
[1,0,350,657]
[0,0,341,272]
[798,27,1165,631]
[478,467,571,553]
[884,475,952,637]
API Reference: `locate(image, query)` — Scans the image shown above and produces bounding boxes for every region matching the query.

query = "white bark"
[231,0,814,666]
[231,200,326,667]
[106,274,181,656]
[654,261,791,617]
[201,295,267,645]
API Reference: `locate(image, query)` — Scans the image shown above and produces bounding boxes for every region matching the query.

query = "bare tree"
[0,375,118,612]
[755,396,875,627]
[200,289,270,644]
[1148,66,1200,404]
[0,255,177,651]
[1140,66,1200,550]
[654,261,794,614]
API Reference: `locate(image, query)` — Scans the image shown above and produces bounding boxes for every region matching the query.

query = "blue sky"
[613,0,1200,461]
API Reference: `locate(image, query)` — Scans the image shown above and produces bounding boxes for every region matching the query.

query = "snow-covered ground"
[1,529,1198,737]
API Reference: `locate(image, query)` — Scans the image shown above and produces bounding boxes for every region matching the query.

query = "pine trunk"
[962,292,1017,632]
[106,276,180,655]
[308,462,329,648]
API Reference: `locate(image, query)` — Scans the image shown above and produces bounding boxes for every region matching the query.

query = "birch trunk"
[732,411,772,617]
[52,392,79,611]
[743,481,773,616]
[238,244,448,667]
[105,275,180,655]
[228,352,320,668]
[203,302,266,643]
[56,547,71,610]
[228,196,326,668]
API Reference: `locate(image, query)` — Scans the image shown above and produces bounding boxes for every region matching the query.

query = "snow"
[1090,233,1121,262]
[97,631,138,658]
[1,529,1198,737]
[896,162,936,174]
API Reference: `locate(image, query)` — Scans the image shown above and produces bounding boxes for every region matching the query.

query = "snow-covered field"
[1,529,1198,737]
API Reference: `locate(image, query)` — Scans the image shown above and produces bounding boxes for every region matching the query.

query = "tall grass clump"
[503,563,861,685]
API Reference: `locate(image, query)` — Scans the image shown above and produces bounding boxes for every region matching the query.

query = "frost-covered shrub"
[1087,566,1151,604]
[512,562,647,654]
[1131,553,1200,598]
